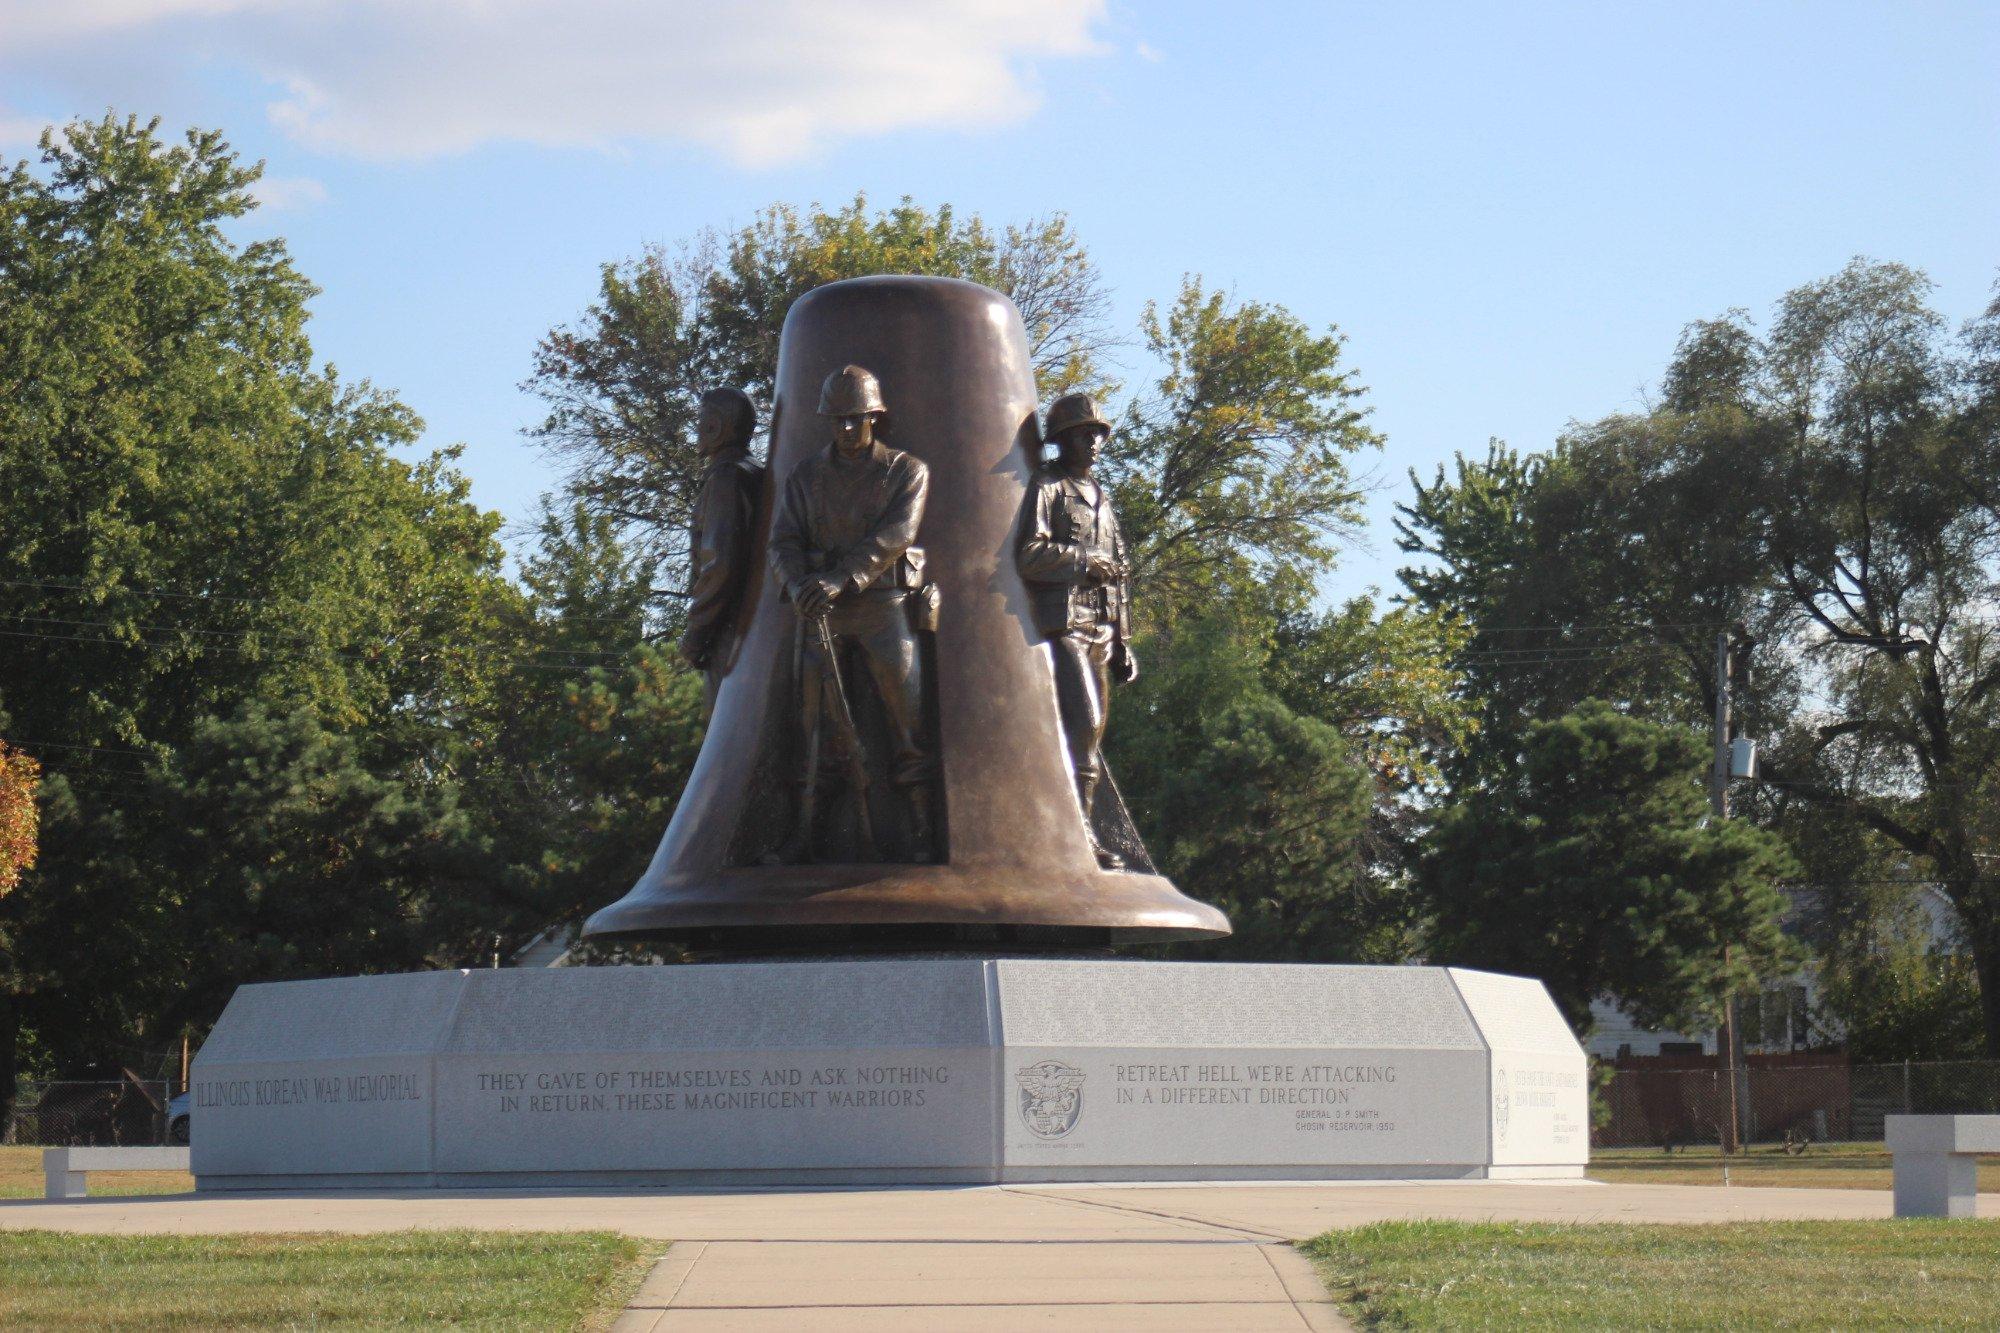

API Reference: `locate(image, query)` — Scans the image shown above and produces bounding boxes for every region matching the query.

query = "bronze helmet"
[818,365,887,417]
[1042,392,1109,443]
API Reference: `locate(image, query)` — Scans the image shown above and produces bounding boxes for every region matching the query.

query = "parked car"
[167,1091,190,1145]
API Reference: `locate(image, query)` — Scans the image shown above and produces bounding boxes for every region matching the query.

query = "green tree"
[1397,419,1784,784]
[1395,441,1552,777]
[0,117,515,753]
[516,646,705,950]
[1110,616,1400,962]
[1399,259,2000,1053]
[528,200,1382,633]
[1749,263,2000,1052]
[1098,593,1475,965]
[474,504,706,950]
[101,704,493,1035]
[1260,597,1478,907]
[1812,890,1984,1063]
[524,198,1114,579]
[702,198,1115,401]
[1109,278,1379,627]
[0,116,522,1116]
[1268,596,1475,801]
[1422,702,1796,1035]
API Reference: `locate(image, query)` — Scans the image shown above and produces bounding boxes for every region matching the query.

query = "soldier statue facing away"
[1017,392,1138,870]
[768,365,939,864]
[677,386,764,715]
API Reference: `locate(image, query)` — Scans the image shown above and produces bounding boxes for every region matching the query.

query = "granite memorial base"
[189,959,1587,1190]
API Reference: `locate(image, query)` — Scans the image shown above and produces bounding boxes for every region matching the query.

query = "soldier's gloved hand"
[1084,552,1118,584]
[795,575,841,618]
[1112,642,1139,685]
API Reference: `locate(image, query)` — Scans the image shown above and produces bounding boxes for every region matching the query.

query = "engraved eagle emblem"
[1015,1059,1086,1139]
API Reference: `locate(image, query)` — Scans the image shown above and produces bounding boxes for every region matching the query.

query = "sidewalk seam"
[1259,1241,1355,1332]
[625,1239,707,1311]
[1009,1186,1291,1242]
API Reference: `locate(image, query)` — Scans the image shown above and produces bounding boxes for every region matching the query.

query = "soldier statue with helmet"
[1016,391,1138,870]
[768,365,939,863]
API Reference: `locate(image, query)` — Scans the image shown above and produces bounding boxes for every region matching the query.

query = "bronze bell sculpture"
[583,275,1230,951]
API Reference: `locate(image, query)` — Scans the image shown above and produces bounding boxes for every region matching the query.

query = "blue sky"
[3,1,1995,600]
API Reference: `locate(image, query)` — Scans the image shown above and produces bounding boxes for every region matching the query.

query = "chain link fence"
[1598,1058,2000,1149]
[3,1077,175,1147]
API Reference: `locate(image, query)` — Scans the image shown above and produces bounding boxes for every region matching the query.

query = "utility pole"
[1712,631,1744,1157]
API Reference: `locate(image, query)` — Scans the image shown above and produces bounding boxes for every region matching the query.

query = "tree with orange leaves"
[0,742,37,897]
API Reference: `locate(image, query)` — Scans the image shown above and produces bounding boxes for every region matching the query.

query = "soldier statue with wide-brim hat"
[767,365,938,863]
[1016,391,1137,870]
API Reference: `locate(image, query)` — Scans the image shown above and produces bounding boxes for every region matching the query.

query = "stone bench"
[1886,1115,2000,1218]
[42,1146,191,1200]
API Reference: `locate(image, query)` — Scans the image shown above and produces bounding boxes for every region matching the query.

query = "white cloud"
[247,173,326,211]
[0,0,1110,166]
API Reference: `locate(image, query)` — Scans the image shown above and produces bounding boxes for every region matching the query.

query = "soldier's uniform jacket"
[770,441,930,599]
[680,447,765,659]
[1017,463,1131,641]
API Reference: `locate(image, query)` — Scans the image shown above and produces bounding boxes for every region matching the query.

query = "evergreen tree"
[477,504,706,951]
[1110,616,1398,963]
[1422,701,1797,1035]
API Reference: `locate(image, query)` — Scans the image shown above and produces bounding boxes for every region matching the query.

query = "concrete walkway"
[8,1180,1990,1330]
[609,1237,1345,1331]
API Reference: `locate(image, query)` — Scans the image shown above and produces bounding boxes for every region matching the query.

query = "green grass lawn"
[0,1146,192,1199]
[0,1230,658,1331]
[1590,1141,2000,1192]
[1307,1218,2000,1330]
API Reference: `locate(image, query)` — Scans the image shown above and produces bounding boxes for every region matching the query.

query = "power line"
[0,574,665,629]
[1754,777,1997,794]
[0,625,649,675]
[0,611,635,662]
[27,748,665,799]
[1452,645,1689,661]
[5,738,157,756]
[1464,621,1732,633]
[1782,877,2000,888]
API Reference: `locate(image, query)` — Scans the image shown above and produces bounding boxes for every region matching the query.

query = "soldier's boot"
[1076,775,1124,871]
[903,783,936,864]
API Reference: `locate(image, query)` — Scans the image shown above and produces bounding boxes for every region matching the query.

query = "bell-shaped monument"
[584,275,1230,951]
[186,276,1588,1192]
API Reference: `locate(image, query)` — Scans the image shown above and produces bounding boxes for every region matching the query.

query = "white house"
[1586,885,1963,1060]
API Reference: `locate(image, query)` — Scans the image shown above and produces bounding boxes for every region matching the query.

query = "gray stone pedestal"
[1888,1114,2000,1217]
[190,959,1587,1190]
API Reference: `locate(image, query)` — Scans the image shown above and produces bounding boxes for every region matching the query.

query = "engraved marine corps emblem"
[1493,1064,1512,1143]
[1015,1060,1086,1140]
